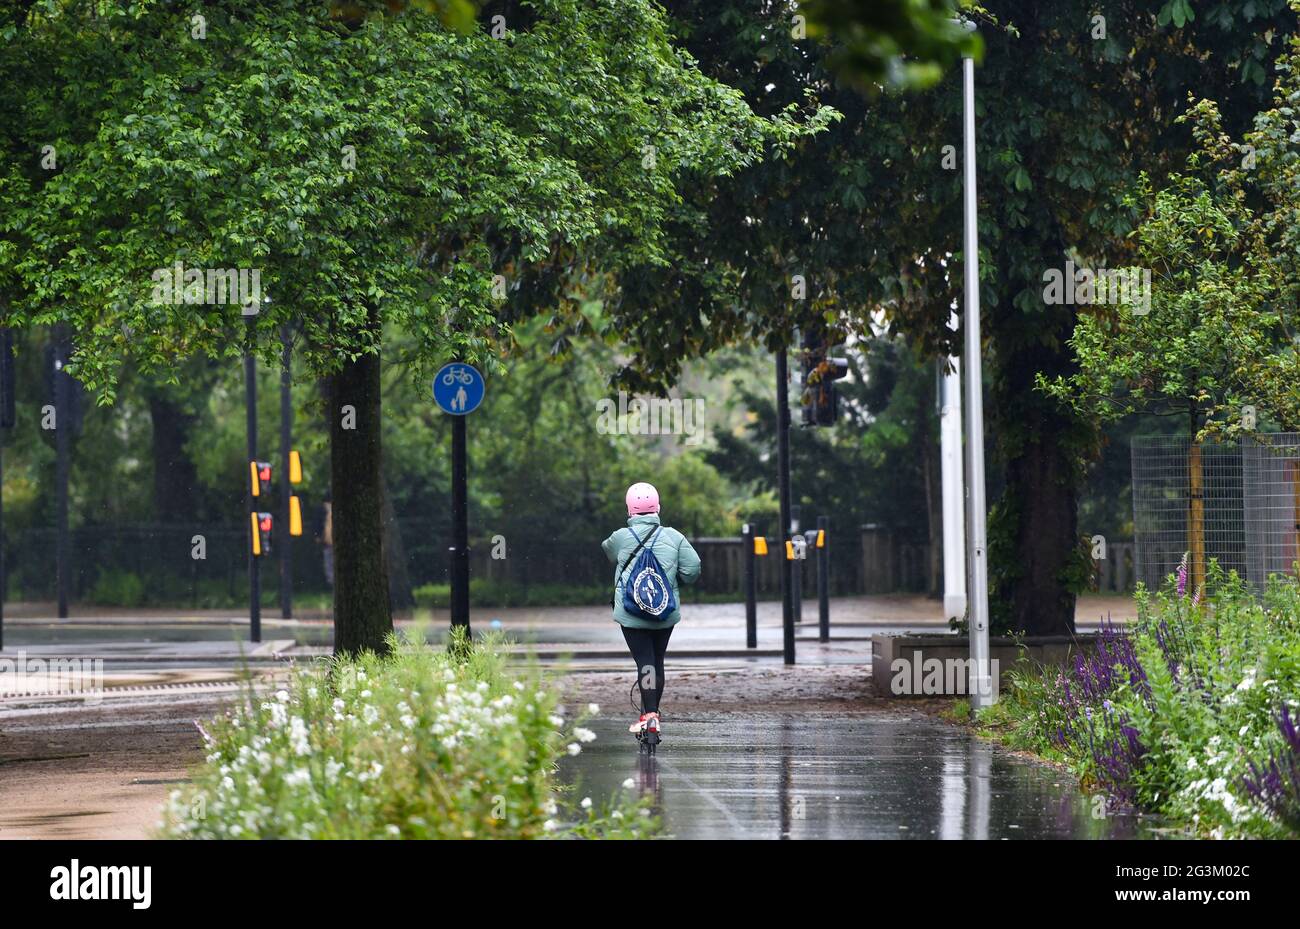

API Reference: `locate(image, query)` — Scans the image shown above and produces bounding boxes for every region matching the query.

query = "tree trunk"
[147,390,200,522]
[1001,436,1079,635]
[381,474,415,611]
[988,250,1086,637]
[328,305,392,657]
[1188,403,1206,592]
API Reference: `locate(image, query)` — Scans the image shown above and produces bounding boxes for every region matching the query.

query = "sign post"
[433,363,485,637]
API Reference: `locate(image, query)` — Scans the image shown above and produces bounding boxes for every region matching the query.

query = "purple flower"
[1240,707,1300,831]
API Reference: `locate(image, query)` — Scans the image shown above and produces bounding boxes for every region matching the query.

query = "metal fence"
[1132,434,1300,593]
[3,520,860,607]
[1243,433,1300,590]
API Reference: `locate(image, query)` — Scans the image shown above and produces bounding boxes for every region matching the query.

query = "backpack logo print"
[631,565,670,616]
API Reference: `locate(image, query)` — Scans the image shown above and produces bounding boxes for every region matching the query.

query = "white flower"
[386,825,401,837]
[289,717,311,757]
[332,698,345,712]
[1239,725,1249,737]
[587,703,600,715]
[567,743,581,756]
[574,727,597,743]
[581,797,592,810]
[276,690,291,703]
[543,819,558,832]
[266,703,288,728]
[549,715,565,728]
[622,778,635,789]
[284,768,311,788]
[513,681,525,692]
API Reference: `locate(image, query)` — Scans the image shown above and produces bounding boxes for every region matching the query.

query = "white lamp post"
[960,30,994,708]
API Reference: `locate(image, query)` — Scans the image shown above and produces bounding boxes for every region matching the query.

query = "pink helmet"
[626,482,660,516]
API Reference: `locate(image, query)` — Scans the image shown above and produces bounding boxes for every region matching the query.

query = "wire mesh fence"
[1132,433,1300,594]
[1243,433,1300,590]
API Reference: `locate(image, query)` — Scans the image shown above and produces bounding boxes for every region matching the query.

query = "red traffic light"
[250,460,273,497]
[252,511,273,556]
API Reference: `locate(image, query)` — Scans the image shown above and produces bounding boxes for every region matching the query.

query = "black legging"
[621,626,674,714]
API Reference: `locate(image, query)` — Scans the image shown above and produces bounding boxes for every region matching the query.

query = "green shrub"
[977,562,1300,838]
[87,568,147,608]
[159,631,655,839]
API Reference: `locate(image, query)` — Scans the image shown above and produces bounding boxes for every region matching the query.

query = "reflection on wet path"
[560,713,1166,839]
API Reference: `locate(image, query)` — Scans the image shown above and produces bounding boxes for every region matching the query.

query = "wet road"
[560,713,1165,839]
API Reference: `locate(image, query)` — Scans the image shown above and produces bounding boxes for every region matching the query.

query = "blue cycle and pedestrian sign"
[433,363,485,415]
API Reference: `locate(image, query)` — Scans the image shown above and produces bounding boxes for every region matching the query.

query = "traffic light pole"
[776,348,795,665]
[54,328,70,620]
[791,504,802,624]
[817,515,830,642]
[245,341,261,643]
[279,328,293,620]
[449,414,470,635]
[742,522,757,649]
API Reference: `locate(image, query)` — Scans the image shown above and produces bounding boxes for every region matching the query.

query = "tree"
[1042,98,1300,591]
[599,0,1295,636]
[2,0,824,653]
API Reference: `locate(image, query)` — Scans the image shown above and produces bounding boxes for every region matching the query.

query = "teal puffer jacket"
[601,514,701,629]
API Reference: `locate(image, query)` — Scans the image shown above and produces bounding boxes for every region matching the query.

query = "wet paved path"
[561,712,1162,839]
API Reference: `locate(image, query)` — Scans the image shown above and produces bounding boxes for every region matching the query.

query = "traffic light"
[289,450,303,485]
[251,512,273,556]
[250,460,272,497]
[800,326,849,427]
[289,495,303,537]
